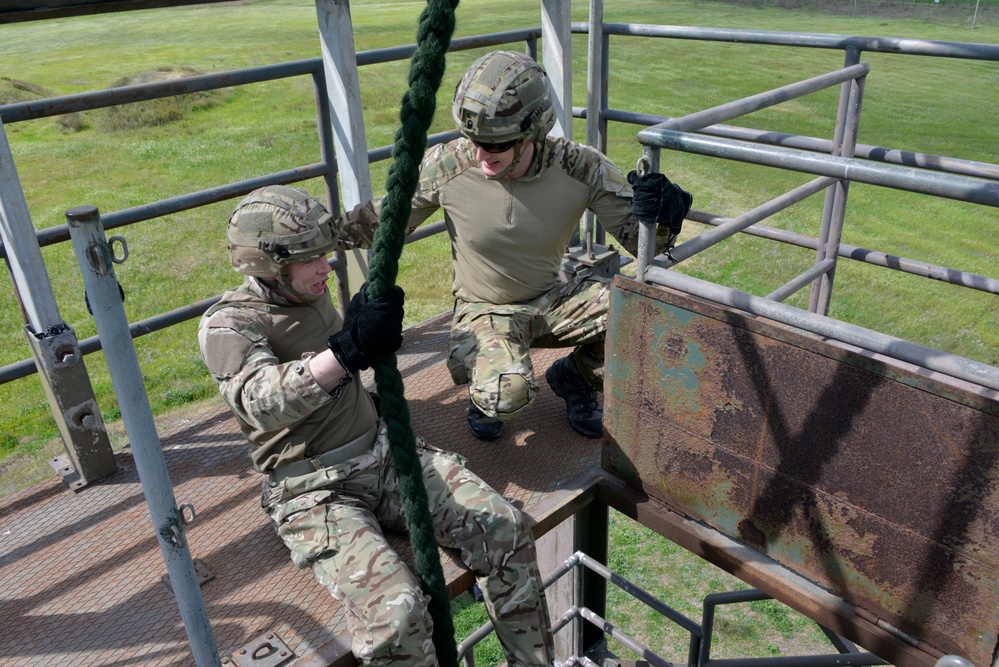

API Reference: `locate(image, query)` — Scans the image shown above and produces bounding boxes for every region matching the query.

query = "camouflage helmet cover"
[452,50,556,144]
[227,185,337,278]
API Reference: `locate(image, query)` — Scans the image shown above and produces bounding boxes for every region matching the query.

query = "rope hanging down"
[363,0,460,665]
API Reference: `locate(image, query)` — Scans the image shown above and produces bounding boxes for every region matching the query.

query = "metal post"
[583,0,605,253]
[65,205,221,667]
[542,0,573,140]
[635,146,660,283]
[810,47,863,315]
[574,500,609,657]
[311,68,352,314]
[316,0,372,291]
[0,119,116,488]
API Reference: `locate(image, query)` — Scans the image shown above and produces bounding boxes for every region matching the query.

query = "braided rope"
[364,0,460,665]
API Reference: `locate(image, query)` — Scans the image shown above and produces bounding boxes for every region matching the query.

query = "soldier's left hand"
[327,283,404,372]
[627,170,693,235]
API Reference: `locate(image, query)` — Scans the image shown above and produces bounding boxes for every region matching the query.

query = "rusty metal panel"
[603,277,999,667]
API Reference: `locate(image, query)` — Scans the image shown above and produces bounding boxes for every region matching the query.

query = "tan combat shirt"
[407,136,673,305]
[198,277,378,473]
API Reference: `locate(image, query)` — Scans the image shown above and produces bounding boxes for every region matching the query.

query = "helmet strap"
[487,139,534,180]
[270,266,327,304]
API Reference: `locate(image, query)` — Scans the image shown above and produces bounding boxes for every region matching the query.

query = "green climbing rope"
[364,0,460,665]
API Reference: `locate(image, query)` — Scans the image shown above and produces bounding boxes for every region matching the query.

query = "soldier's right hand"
[327,283,405,372]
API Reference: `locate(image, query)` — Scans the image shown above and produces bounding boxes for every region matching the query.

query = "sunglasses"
[471,139,519,154]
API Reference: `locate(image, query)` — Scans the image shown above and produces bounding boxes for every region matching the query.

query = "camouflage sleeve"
[331,200,380,250]
[407,139,482,230]
[587,154,674,257]
[408,143,447,229]
[198,306,331,431]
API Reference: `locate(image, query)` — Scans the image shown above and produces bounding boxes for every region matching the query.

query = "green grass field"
[1,0,997,662]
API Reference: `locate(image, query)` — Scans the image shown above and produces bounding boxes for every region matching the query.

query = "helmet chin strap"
[267,269,327,304]
[486,138,534,180]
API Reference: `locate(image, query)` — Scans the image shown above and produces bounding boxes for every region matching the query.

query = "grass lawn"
[1,0,997,662]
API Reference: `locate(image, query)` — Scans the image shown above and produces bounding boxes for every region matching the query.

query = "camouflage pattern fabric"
[198,277,379,473]
[448,275,609,420]
[407,136,677,306]
[452,51,555,144]
[261,422,555,667]
[227,185,381,279]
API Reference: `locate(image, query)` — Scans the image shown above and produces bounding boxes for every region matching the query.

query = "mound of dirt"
[0,77,52,105]
[94,66,227,132]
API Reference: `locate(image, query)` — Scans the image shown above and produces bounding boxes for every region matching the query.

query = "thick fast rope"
[363,0,460,665]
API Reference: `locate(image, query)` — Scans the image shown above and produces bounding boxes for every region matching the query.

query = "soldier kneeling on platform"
[198,185,556,667]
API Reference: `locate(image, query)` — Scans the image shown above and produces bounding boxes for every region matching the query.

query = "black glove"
[327,283,405,373]
[627,170,693,235]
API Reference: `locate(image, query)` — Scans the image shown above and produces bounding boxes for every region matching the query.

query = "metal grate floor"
[0,313,602,667]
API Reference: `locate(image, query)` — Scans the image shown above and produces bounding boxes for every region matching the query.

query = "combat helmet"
[227,185,336,279]
[452,50,556,145]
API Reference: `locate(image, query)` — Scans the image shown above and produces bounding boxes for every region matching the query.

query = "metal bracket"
[161,558,214,593]
[222,632,295,667]
[559,243,623,283]
[48,454,85,492]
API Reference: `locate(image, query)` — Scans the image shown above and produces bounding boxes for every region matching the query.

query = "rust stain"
[604,279,999,666]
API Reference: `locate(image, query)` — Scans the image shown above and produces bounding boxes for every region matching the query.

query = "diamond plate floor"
[0,313,603,667]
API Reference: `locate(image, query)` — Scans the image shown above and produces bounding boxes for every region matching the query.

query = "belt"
[267,424,378,486]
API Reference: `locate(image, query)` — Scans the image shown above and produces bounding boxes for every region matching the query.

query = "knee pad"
[471,372,536,421]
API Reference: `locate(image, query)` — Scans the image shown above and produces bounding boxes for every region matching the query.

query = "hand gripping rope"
[363,0,461,665]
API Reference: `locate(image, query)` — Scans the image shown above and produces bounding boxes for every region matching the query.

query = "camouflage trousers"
[261,422,555,667]
[448,275,610,421]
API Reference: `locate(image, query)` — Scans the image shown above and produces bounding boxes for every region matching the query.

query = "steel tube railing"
[4,163,330,256]
[576,22,999,61]
[661,177,838,269]
[458,550,705,667]
[811,48,864,315]
[657,64,869,134]
[0,30,543,125]
[577,606,672,667]
[698,590,888,667]
[702,654,890,667]
[638,129,999,207]
[0,59,324,123]
[687,211,999,295]
[596,109,999,182]
[575,551,702,637]
[766,258,836,302]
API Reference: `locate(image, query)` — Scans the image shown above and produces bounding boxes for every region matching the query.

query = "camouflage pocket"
[273,490,340,569]
[415,435,467,467]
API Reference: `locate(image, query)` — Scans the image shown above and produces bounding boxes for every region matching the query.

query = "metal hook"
[636,156,652,178]
[179,502,197,526]
[107,235,128,264]
[167,524,186,549]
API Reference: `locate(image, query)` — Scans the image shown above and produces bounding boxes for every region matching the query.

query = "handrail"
[577,22,999,61]
[602,24,997,326]
[1,20,997,392]
[639,129,999,207]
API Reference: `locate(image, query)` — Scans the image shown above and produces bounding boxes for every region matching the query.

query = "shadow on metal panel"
[602,276,999,667]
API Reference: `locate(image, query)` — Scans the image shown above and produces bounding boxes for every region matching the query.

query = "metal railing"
[571,23,999,308]
[3,23,998,387]
[562,20,999,393]
[1,11,996,667]
[0,28,540,384]
[458,551,888,667]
